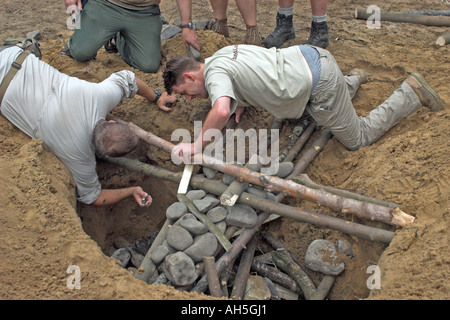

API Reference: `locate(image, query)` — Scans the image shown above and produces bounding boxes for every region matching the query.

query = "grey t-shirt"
[204,45,312,120]
[0,46,138,204]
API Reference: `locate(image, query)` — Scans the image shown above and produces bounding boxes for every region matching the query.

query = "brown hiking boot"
[212,18,229,38]
[245,25,263,46]
[405,72,444,111]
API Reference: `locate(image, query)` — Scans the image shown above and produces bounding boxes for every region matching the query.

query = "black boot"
[263,13,295,48]
[307,20,329,48]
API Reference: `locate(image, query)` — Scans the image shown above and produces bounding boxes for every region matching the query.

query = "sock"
[312,14,327,23]
[279,6,294,17]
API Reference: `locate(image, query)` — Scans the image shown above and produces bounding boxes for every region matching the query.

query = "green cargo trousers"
[306,47,422,150]
[69,0,162,73]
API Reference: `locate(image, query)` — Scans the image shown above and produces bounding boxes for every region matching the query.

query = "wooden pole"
[436,30,450,46]
[203,256,223,297]
[230,235,257,300]
[355,8,450,27]
[293,173,400,209]
[404,10,450,16]
[282,121,316,163]
[106,116,414,227]
[251,259,302,295]
[104,156,395,243]
[271,250,317,300]
[279,117,312,162]
[134,219,171,282]
[220,154,263,206]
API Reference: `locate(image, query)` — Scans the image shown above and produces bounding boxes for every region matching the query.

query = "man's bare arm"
[175,0,201,50]
[91,187,152,207]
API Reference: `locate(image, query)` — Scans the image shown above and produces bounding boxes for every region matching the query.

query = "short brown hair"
[163,56,201,94]
[93,121,139,158]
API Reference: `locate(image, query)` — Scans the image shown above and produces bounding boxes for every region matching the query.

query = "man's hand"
[157,92,177,112]
[133,187,152,207]
[171,142,199,164]
[235,106,245,123]
[182,28,201,51]
[92,187,152,207]
[65,0,81,9]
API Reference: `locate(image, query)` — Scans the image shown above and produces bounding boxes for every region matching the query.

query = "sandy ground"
[0,0,449,300]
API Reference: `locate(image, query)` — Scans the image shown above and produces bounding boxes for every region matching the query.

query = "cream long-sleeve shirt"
[0,46,138,204]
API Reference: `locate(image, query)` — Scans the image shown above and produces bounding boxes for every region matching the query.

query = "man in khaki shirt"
[163,44,444,163]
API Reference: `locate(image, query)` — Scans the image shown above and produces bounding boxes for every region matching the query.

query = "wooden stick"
[282,121,316,163]
[230,235,257,300]
[261,231,285,250]
[134,219,170,282]
[279,117,312,162]
[405,10,450,16]
[291,129,332,175]
[104,157,395,243]
[220,154,263,206]
[271,250,317,300]
[355,8,450,27]
[310,275,336,300]
[436,30,450,46]
[203,256,223,297]
[293,173,401,209]
[106,116,414,227]
[251,259,302,295]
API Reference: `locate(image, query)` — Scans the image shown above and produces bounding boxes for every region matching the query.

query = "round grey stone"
[206,206,227,223]
[150,244,169,265]
[166,225,194,251]
[226,204,257,228]
[166,202,188,220]
[163,252,198,286]
[186,189,206,201]
[275,162,294,178]
[184,232,218,263]
[111,248,131,268]
[193,197,220,213]
[180,218,208,235]
[304,239,345,276]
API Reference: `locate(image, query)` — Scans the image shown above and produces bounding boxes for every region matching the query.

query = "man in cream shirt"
[0,45,175,206]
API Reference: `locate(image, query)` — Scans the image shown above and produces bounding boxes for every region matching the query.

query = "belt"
[0,50,29,106]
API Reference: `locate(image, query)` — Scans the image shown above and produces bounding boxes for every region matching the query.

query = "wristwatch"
[153,89,162,103]
[181,21,195,29]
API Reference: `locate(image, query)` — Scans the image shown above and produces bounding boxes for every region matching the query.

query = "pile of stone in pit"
[147,161,295,288]
[110,159,356,299]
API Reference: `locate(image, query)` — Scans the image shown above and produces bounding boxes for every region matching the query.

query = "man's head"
[93,121,139,158]
[163,56,208,101]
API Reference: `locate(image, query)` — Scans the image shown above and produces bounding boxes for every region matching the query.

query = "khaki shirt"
[204,45,312,120]
[108,0,160,10]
